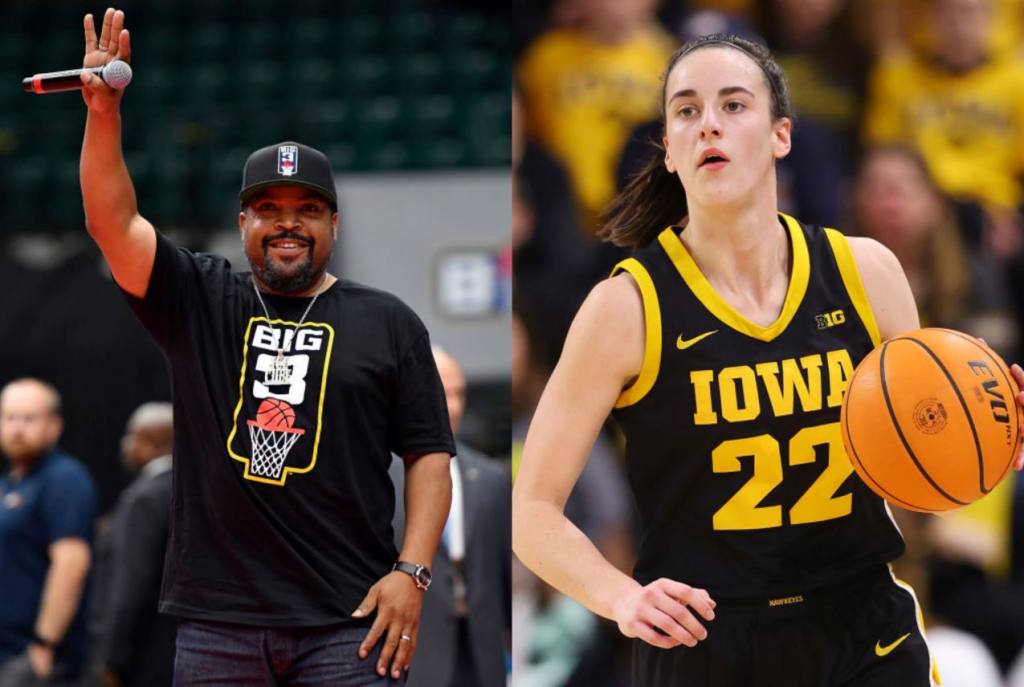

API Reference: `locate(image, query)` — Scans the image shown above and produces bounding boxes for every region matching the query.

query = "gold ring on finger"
[400,635,412,642]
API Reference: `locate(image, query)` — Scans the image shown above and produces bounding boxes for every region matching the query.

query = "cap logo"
[278,145,298,177]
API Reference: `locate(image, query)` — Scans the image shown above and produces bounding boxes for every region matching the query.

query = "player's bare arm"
[354,451,451,679]
[847,236,921,341]
[79,7,156,299]
[513,274,716,650]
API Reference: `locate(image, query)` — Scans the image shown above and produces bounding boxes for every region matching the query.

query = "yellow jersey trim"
[889,567,942,686]
[823,228,881,347]
[225,317,336,487]
[656,213,810,342]
[612,258,662,408]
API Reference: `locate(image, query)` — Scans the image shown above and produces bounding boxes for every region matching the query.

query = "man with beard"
[0,379,97,687]
[78,8,454,686]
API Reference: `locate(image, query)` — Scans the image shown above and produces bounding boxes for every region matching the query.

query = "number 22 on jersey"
[712,422,853,530]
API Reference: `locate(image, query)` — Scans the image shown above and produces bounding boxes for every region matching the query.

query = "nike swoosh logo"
[676,330,718,350]
[875,633,910,657]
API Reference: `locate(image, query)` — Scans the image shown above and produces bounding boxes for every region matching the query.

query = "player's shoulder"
[843,235,903,280]
[586,271,645,321]
[564,273,646,373]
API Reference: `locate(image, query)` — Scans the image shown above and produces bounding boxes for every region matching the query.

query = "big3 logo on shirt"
[226,318,335,486]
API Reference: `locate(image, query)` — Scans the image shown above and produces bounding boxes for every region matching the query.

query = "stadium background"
[512,1,1024,686]
[0,0,511,519]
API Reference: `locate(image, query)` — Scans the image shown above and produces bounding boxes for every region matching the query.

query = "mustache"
[262,232,314,249]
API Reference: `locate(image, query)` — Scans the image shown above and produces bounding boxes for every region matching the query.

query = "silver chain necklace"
[252,272,329,385]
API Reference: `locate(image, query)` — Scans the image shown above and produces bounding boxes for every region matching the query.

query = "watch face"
[415,567,432,587]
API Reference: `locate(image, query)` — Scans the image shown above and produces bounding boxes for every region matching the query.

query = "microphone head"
[101,60,132,90]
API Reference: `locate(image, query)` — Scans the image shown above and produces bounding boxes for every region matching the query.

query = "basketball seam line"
[880,340,968,506]
[934,328,1020,492]
[843,356,930,511]
[897,336,986,497]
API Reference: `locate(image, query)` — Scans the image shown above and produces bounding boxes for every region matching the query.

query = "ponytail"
[598,144,687,248]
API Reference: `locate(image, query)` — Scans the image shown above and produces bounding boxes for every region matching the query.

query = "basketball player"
[76,8,454,685]
[513,34,1024,686]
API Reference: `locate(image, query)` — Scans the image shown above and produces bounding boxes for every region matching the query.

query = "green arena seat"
[356,139,411,171]
[337,56,390,96]
[394,52,444,95]
[324,142,357,171]
[289,19,332,54]
[288,58,335,100]
[447,50,502,91]
[335,16,383,56]
[389,11,435,49]
[404,94,456,135]
[352,96,402,139]
[409,138,467,169]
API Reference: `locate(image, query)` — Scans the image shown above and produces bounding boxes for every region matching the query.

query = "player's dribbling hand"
[353,571,423,679]
[612,577,716,649]
[1009,363,1024,470]
[81,7,131,115]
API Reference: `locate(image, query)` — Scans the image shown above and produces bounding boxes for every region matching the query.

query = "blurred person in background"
[873,0,1024,63]
[77,8,454,684]
[517,0,675,233]
[851,145,1019,356]
[513,85,599,365]
[0,379,96,686]
[95,402,175,687]
[390,347,510,687]
[758,0,868,227]
[863,0,1024,259]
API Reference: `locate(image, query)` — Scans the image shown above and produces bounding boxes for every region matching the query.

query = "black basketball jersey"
[611,213,905,599]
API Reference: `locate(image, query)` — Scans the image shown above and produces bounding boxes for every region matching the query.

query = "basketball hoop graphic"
[247,398,305,480]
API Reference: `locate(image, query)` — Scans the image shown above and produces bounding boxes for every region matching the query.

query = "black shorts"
[632,566,940,687]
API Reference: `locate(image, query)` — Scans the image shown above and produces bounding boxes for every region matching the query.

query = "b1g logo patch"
[226,318,335,486]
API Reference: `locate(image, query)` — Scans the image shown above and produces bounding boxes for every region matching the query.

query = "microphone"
[22,60,132,94]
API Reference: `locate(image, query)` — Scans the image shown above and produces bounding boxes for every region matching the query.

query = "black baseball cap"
[239,141,337,208]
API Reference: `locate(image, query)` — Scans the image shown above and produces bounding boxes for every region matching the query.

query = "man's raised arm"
[79,7,155,299]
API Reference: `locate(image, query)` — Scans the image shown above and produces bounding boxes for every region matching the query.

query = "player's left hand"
[353,571,422,679]
[1010,363,1024,470]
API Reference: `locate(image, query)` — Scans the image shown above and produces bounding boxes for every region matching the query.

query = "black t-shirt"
[122,233,455,626]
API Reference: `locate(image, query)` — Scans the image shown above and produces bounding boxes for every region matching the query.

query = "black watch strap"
[31,630,57,649]
[393,561,432,590]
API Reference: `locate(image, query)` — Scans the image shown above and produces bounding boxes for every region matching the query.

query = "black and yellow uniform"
[612,214,939,686]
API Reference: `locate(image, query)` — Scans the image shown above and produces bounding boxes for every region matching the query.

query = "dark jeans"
[173,619,407,687]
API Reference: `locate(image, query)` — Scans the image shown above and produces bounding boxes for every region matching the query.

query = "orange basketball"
[840,328,1022,512]
[256,398,296,430]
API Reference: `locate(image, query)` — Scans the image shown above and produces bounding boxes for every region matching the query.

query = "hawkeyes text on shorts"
[226,317,336,486]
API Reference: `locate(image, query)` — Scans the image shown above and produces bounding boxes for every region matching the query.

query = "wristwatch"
[393,561,432,590]
[30,630,58,649]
